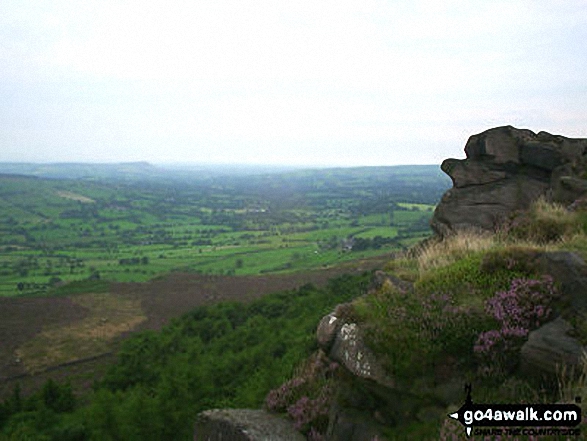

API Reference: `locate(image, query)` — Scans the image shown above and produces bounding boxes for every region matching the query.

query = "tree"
[41,379,75,413]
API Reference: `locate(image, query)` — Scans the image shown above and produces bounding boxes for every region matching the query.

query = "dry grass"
[501,196,583,245]
[383,257,419,282]
[416,197,585,275]
[534,198,582,239]
[558,352,587,404]
[416,229,497,274]
[15,293,145,374]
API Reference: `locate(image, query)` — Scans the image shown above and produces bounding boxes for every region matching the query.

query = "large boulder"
[537,252,587,315]
[520,317,586,377]
[328,322,394,388]
[431,126,587,236]
[194,409,305,441]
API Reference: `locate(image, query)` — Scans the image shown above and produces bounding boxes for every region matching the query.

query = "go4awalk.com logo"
[448,384,582,438]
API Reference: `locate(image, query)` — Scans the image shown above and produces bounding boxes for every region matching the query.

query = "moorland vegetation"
[5,156,587,439]
[264,197,587,440]
[4,196,587,440]
[0,163,450,439]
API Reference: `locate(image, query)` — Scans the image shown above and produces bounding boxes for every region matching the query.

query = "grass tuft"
[416,229,496,275]
[501,196,582,244]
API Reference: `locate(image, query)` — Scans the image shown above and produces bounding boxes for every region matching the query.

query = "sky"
[1,0,586,167]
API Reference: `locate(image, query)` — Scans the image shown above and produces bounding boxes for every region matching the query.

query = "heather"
[474,276,558,378]
[265,352,337,438]
[266,198,587,439]
[4,196,587,439]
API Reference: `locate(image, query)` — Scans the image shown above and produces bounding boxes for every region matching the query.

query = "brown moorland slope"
[0,254,391,399]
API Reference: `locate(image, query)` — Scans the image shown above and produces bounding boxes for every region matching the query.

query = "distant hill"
[0,162,161,181]
[0,162,445,184]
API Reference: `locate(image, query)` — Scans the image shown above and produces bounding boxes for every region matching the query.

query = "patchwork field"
[0,164,449,297]
[0,163,449,399]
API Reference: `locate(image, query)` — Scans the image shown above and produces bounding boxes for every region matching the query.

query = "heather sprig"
[287,387,332,431]
[474,276,557,376]
[265,376,307,412]
[265,351,338,438]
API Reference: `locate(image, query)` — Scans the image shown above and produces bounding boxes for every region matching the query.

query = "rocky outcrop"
[317,292,395,390]
[520,317,586,377]
[194,409,305,441]
[314,285,464,440]
[518,252,587,377]
[313,251,587,439]
[537,252,587,314]
[328,322,394,388]
[431,126,587,236]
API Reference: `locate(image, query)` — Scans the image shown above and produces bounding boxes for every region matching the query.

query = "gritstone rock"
[431,126,587,236]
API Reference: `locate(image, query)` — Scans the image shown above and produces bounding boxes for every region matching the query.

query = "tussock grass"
[383,257,419,282]
[416,229,496,274]
[558,352,587,404]
[502,196,583,245]
[417,197,582,276]
[554,232,587,263]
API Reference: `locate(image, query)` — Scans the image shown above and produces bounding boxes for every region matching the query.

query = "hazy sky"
[1,1,586,166]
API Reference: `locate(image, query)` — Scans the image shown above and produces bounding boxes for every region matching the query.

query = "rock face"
[194,409,305,441]
[431,126,587,236]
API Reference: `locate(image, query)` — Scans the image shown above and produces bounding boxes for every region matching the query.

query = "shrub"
[479,246,542,275]
[355,283,482,382]
[265,351,338,438]
[415,251,537,307]
[474,276,558,377]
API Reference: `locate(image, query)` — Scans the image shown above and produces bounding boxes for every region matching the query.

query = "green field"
[0,163,450,296]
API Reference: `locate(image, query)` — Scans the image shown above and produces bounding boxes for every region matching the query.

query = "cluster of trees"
[350,236,397,252]
[0,381,77,439]
[0,273,370,440]
[118,257,149,266]
[16,281,47,293]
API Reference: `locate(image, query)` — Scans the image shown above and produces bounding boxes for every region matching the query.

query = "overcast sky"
[1,0,586,166]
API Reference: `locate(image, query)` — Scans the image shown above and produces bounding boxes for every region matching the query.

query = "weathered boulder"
[432,175,549,235]
[370,270,413,293]
[326,407,388,441]
[441,158,507,188]
[464,126,535,163]
[557,176,587,204]
[317,312,341,351]
[520,317,586,377]
[194,409,305,441]
[328,322,394,389]
[431,126,587,236]
[537,252,587,315]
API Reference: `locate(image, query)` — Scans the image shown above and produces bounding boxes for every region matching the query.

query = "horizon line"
[0,160,440,168]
